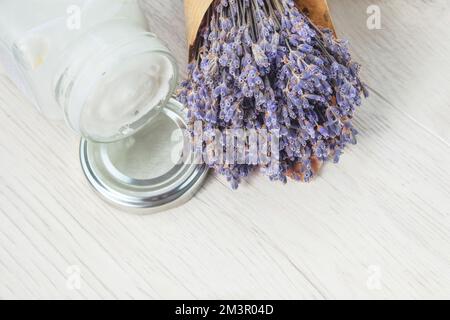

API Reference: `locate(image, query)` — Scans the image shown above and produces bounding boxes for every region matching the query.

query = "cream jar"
[0,0,208,211]
[0,0,177,142]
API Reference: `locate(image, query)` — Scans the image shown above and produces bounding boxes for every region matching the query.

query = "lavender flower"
[178,0,368,188]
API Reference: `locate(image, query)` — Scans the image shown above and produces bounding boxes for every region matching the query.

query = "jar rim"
[54,32,179,143]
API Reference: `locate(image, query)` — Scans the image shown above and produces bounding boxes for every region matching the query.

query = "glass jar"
[0,0,178,142]
[0,0,208,211]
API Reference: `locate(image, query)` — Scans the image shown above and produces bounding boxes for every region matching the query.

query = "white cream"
[0,0,177,142]
[80,52,175,141]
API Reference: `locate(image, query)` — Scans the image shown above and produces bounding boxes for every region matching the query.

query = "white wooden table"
[0,0,449,300]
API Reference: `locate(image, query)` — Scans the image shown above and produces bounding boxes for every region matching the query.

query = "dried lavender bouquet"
[178,0,368,188]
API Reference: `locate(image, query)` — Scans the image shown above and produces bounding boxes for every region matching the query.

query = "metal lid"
[80,98,208,213]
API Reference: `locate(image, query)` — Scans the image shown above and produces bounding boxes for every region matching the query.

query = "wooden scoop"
[184,0,335,56]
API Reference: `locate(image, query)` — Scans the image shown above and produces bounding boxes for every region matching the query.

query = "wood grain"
[296,0,335,31]
[0,0,449,300]
[184,0,212,49]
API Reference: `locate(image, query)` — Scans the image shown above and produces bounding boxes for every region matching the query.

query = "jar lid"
[80,98,208,213]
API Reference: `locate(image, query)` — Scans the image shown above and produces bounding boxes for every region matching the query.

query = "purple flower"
[177,0,368,188]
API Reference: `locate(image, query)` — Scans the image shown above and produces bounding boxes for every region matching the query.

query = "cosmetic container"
[0,0,207,212]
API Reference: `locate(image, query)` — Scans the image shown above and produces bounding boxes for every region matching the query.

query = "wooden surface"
[185,0,212,48]
[0,0,449,300]
[296,0,334,31]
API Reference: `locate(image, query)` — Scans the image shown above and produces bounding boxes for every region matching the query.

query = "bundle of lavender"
[178,0,368,189]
